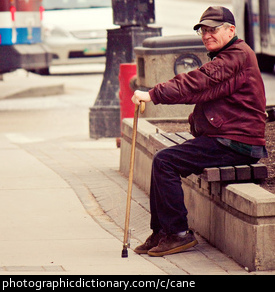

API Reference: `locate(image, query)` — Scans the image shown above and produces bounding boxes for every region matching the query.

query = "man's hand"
[131,90,151,105]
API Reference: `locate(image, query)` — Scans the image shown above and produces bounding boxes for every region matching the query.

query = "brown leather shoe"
[147,230,198,257]
[134,231,164,254]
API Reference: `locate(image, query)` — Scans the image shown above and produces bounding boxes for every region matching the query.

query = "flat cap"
[193,6,235,30]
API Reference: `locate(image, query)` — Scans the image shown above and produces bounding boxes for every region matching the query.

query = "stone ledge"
[224,183,275,218]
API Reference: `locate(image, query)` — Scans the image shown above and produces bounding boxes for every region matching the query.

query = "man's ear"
[229,26,236,38]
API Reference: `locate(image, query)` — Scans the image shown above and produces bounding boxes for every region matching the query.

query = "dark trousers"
[150,136,259,234]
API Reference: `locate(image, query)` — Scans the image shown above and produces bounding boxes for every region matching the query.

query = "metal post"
[89,0,161,139]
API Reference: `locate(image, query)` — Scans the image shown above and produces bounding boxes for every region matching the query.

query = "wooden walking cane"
[121,101,145,258]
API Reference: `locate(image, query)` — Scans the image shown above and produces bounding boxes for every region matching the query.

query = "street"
[0,0,274,275]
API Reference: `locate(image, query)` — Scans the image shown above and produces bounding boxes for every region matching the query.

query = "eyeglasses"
[196,24,224,36]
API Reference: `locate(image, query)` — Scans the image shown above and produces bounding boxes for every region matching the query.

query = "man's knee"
[153,148,170,161]
[152,148,170,170]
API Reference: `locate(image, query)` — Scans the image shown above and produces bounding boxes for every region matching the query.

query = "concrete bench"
[120,118,275,271]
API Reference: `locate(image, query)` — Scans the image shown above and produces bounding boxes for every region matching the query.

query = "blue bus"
[0,0,51,74]
[233,0,275,72]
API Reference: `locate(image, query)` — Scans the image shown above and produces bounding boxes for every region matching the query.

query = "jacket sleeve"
[149,47,247,105]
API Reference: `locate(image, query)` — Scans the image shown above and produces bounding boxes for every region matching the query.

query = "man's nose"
[202,31,212,39]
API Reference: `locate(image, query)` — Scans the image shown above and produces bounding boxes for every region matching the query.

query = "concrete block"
[141,102,194,119]
[223,183,275,217]
[135,46,208,88]
[134,35,208,119]
[210,202,226,251]
[183,183,211,240]
[222,212,256,271]
[256,225,275,270]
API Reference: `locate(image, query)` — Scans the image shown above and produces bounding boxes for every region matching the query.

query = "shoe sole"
[134,249,149,255]
[147,239,198,257]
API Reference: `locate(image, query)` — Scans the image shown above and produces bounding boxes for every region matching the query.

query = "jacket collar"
[208,36,238,60]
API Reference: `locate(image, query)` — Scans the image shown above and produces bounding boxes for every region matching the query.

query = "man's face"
[201,25,235,52]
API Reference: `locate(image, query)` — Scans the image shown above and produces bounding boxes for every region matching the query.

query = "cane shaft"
[122,102,145,257]
[123,104,139,248]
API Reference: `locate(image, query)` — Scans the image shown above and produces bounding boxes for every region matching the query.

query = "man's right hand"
[131,90,151,105]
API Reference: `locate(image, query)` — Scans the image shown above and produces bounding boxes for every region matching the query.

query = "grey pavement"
[0,70,274,275]
[0,132,274,275]
[0,134,166,275]
[0,133,250,275]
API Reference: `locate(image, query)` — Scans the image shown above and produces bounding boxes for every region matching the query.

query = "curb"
[0,69,64,100]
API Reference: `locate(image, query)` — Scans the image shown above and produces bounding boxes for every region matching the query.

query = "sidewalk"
[0,132,274,275]
[0,134,167,275]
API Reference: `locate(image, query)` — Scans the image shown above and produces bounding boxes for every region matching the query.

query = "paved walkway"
[0,134,167,275]
[1,132,274,275]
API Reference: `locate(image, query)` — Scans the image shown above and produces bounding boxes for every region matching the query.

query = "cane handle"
[140,101,145,114]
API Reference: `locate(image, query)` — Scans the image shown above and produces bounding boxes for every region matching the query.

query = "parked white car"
[42,0,116,70]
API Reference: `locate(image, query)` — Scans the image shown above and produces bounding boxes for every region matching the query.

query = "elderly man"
[132,6,267,257]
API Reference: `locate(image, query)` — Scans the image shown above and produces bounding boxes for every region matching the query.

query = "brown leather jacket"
[149,39,266,145]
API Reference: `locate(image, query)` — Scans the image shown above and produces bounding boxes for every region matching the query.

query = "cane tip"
[121,247,128,258]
